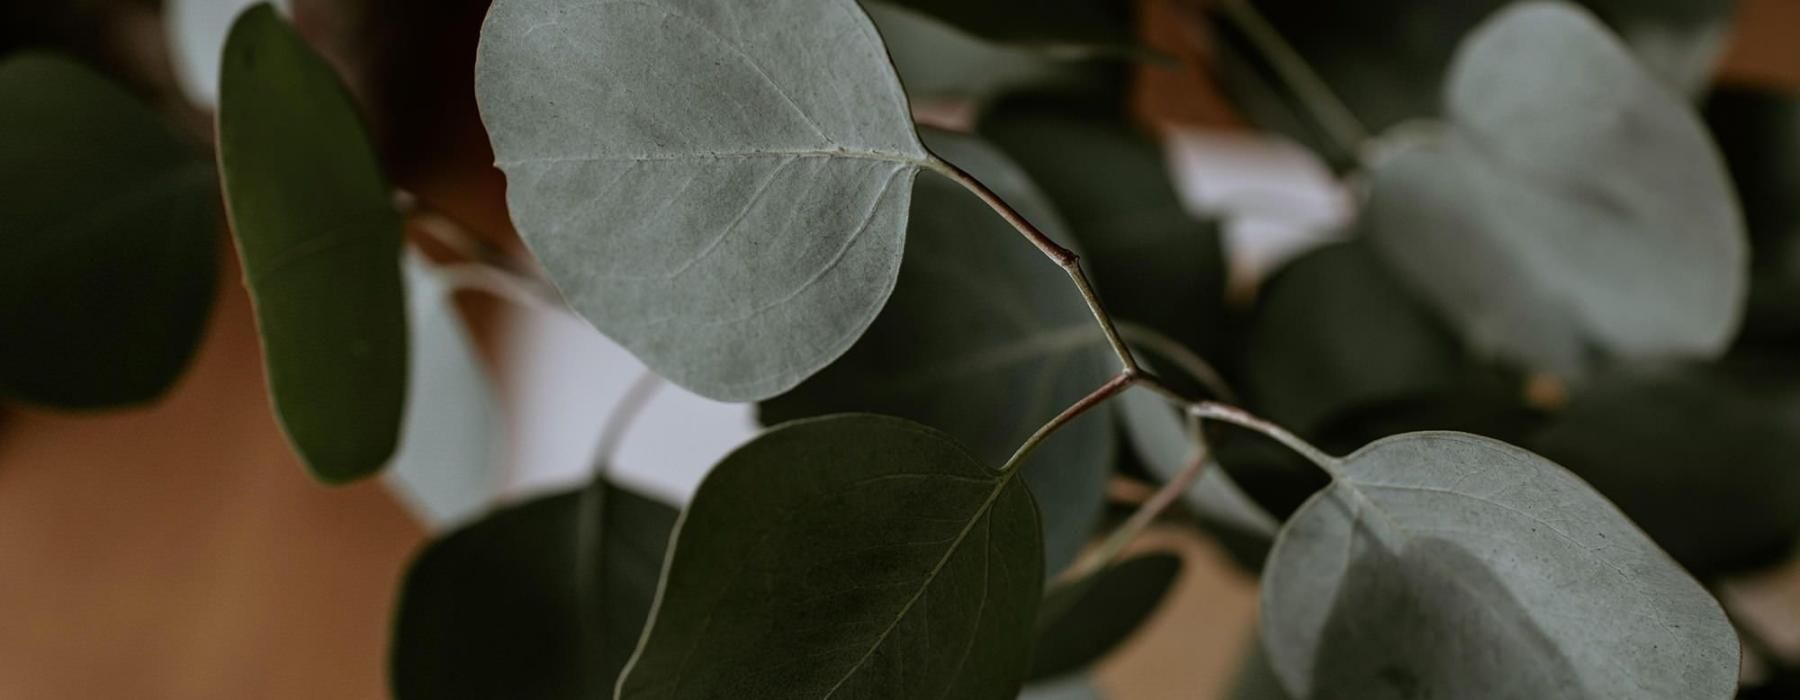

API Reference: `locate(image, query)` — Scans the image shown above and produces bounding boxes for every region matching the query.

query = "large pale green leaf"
[383,254,504,530]
[1243,240,1465,436]
[1261,432,1737,699]
[1363,2,1745,377]
[476,0,930,401]
[979,106,1227,360]
[218,4,407,483]
[0,54,216,409]
[618,415,1043,699]
[760,132,1114,574]
[1529,359,1800,577]
[1029,553,1181,682]
[391,479,678,699]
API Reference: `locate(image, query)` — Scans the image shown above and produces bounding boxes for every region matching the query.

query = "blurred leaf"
[865,3,1113,104]
[1706,86,1800,344]
[218,5,406,483]
[980,105,1227,360]
[391,480,677,699]
[1243,239,1464,436]
[476,0,928,401]
[1021,675,1106,700]
[1210,0,1732,164]
[1363,2,1745,377]
[1528,359,1800,577]
[383,254,504,530]
[879,0,1134,51]
[1117,387,1280,541]
[762,131,1114,575]
[1030,553,1181,681]
[0,54,216,409]
[1261,431,1737,698]
[164,0,292,107]
[1227,636,1294,700]
[619,415,1043,699]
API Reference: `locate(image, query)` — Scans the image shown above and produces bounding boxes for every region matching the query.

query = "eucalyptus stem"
[1115,321,1239,402]
[1189,400,1343,479]
[1214,0,1371,165]
[1064,435,1211,582]
[592,371,665,469]
[1001,372,1137,474]
[928,156,1139,374]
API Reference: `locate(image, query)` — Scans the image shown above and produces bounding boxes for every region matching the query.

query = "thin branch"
[1001,372,1137,474]
[1214,0,1371,164]
[1115,321,1239,402]
[430,262,567,314]
[928,155,1139,374]
[592,371,666,471]
[1064,432,1212,582]
[1189,399,1343,479]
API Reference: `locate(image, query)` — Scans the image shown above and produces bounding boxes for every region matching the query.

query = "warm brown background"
[0,1,1796,698]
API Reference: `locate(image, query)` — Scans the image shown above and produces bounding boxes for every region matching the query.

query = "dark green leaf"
[1243,239,1464,436]
[476,0,929,401]
[391,480,678,699]
[0,53,216,408]
[865,3,1111,104]
[1705,86,1800,344]
[761,132,1113,574]
[1262,431,1737,698]
[218,4,406,483]
[878,0,1133,51]
[619,415,1043,699]
[1529,358,1800,577]
[1030,553,1181,681]
[1362,2,1745,377]
[979,105,1227,360]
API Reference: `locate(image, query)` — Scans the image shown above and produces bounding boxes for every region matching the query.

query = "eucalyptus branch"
[1114,321,1239,402]
[591,371,665,470]
[927,156,1140,374]
[1064,432,1212,582]
[1213,0,1371,166]
[1189,400,1344,479]
[1001,372,1137,474]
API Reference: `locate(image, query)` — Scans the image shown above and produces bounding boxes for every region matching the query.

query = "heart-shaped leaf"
[1261,431,1737,698]
[1362,2,1745,377]
[0,54,217,409]
[476,0,930,401]
[383,254,504,530]
[1030,553,1181,682]
[619,414,1043,699]
[391,479,678,699]
[760,131,1114,574]
[218,4,407,483]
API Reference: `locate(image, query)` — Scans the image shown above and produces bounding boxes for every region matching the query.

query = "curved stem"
[431,262,566,314]
[1115,321,1239,402]
[1001,372,1137,474]
[1215,0,1371,164]
[1064,433,1212,581]
[928,156,1139,374]
[592,371,665,471]
[1189,400,1343,479]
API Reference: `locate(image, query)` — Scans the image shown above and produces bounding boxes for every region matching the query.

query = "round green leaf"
[760,131,1114,574]
[391,480,678,699]
[218,4,407,483]
[1363,2,1745,377]
[619,415,1044,699]
[0,54,217,409]
[1529,359,1800,577]
[476,0,930,401]
[1030,553,1181,682]
[1262,432,1737,698]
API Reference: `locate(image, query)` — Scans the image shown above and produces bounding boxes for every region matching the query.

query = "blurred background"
[1,0,1798,697]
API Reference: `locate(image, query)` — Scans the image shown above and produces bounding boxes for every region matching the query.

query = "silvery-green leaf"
[618,415,1043,699]
[1363,2,1745,377]
[1118,387,1279,539]
[761,131,1114,574]
[218,5,407,482]
[1262,431,1737,699]
[1581,0,1735,92]
[0,53,217,409]
[384,254,504,530]
[865,3,1095,103]
[391,480,678,699]
[476,0,930,401]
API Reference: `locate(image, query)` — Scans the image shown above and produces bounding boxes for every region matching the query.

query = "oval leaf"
[218,4,407,482]
[760,131,1113,574]
[392,480,678,699]
[0,54,217,408]
[619,415,1044,699]
[1364,2,1746,376]
[1261,431,1737,698]
[476,0,929,401]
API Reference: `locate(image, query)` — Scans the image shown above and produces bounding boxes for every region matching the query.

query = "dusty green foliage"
[217,4,407,483]
[0,54,216,408]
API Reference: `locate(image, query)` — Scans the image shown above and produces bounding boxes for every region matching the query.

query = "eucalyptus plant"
[4,0,1797,697]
